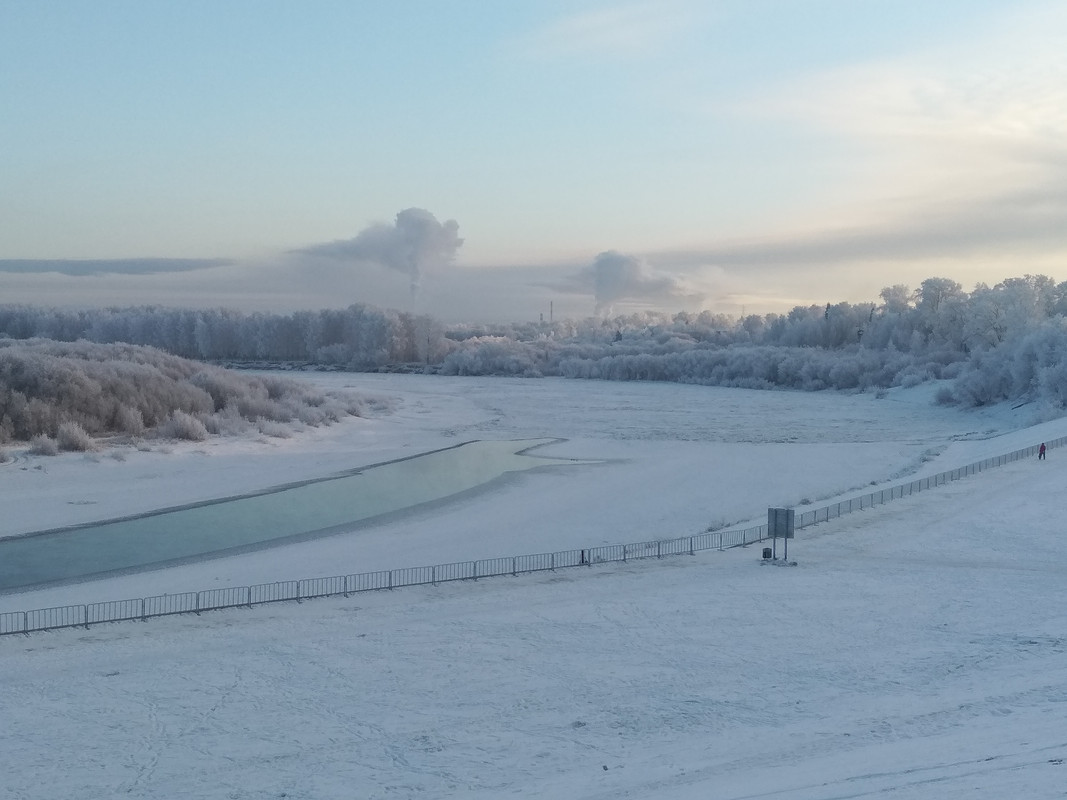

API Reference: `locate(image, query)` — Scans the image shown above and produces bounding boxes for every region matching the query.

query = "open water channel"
[0,439,582,592]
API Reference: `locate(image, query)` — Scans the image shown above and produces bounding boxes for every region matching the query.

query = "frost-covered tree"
[0,339,378,444]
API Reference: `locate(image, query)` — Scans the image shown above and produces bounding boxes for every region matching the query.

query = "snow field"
[2,374,1066,798]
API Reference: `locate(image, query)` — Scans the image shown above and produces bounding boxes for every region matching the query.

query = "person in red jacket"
[1039,442,1047,460]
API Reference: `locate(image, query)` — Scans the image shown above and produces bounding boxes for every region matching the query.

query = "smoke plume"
[299,208,463,301]
[582,250,698,315]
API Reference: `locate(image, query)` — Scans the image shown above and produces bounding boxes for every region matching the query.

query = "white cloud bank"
[659,1,1067,294]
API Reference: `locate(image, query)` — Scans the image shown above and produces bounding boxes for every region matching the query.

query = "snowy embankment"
[1,374,1043,609]
[2,374,1066,799]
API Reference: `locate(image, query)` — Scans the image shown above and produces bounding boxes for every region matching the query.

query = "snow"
[2,374,1066,799]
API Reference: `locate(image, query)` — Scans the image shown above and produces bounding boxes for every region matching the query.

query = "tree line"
[0,303,448,367]
[3,274,1067,412]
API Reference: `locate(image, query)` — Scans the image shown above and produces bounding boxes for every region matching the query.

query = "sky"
[2,0,1066,322]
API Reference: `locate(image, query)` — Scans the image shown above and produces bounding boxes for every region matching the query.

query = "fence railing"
[793,437,1063,531]
[1,435,1060,637]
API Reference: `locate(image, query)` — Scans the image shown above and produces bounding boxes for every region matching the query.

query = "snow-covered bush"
[934,385,956,405]
[189,369,255,412]
[439,336,545,376]
[0,339,373,443]
[113,405,145,435]
[235,395,291,423]
[948,319,1067,408]
[56,421,95,452]
[198,404,248,436]
[155,410,209,441]
[256,419,293,438]
[28,434,59,455]
[951,355,1013,406]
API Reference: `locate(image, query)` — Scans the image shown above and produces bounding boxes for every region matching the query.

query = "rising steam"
[581,250,699,315]
[298,208,463,303]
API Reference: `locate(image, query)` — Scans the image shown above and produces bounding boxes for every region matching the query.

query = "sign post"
[767,508,795,561]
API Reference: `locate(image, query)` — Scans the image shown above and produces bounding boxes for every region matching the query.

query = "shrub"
[235,397,282,422]
[57,421,96,452]
[256,419,294,438]
[0,339,367,442]
[156,410,209,441]
[113,405,145,435]
[203,404,251,436]
[28,434,59,456]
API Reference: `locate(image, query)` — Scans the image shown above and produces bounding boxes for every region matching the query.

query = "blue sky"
[2,1,1065,322]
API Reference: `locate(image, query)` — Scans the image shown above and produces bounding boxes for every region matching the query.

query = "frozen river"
[0,438,582,591]
[0,373,1038,606]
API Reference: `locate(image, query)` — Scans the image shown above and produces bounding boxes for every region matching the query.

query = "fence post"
[195,592,201,615]
[83,605,89,630]
[689,536,694,555]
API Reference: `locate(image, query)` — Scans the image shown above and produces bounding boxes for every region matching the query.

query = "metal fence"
[793,437,1064,530]
[1,435,1060,637]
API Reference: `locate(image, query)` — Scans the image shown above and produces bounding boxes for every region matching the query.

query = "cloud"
[0,258,230,277]
[295,208,463,296]
[674,2,1067,279]
[653,179,1067,272]
[563,250,702,315]
[518,1,696,59]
